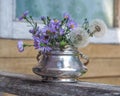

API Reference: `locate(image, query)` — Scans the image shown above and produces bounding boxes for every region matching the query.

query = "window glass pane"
[16,0,113,27]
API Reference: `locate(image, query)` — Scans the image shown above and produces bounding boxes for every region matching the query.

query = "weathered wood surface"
[0,71,120,96]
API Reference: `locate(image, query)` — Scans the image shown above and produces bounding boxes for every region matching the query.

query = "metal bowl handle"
[79,52,89,66]
[36,51,42,61]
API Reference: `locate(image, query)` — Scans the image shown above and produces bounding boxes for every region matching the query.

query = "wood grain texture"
[0,58,36,74]
[0,39,37,58]
[80,44,120,58]
[0,72,120,96]
[2,93,16,96]
[0,58,120,77]
[82,78,120,85]
[114,0,120,27]
[80,76,120,85]
[0,39,120,58]
[83,58,120,77]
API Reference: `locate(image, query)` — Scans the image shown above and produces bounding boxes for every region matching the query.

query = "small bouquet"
[17,11,107,54]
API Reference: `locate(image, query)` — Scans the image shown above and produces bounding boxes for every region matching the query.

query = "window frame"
[0,0,32,39]
[113,0,120,27]
[0,0,120,43]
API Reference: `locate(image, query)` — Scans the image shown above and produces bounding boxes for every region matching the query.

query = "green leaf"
[60,40,67,47]
[40,43,46,47]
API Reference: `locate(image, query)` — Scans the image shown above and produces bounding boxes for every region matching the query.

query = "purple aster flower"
[33,36,40,49]
[35,29,41,36]
[67,19,77,29]
[41,26,50,35]
[19,10,29,21]
[29,28,34,34]
[41,24,57,38]
[29,27,40,36]
[54,19,61,30]
[17,40,24,52]
[41,16,46,21]
[48,20,58,32]
[33,35,49,49]
[41,16,46,24]
[33,36,52,53]
[40,35,49,44]
[59,28,65,35]
[63,13,70,19]
[39,46,52,53]
[47,19,60,33]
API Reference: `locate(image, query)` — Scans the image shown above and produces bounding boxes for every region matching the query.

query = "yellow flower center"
[70,24,74,29]
[46,30,51,34]
[54,19,58,23]
[64,16,69,19]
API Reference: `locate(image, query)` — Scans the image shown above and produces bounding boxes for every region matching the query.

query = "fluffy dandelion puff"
[89,19,107,37]
[69,27,89,48]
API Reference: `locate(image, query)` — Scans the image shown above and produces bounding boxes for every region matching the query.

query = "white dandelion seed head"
[89,19,108,37]
[69,27,89,48]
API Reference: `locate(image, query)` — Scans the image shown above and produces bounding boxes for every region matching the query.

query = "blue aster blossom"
[19,10,29,21]
[17,40,24,52]
[17,11,79,53]
[67,19,77,29]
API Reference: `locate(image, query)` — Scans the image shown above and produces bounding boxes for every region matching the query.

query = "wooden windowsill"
[0,71,120,96]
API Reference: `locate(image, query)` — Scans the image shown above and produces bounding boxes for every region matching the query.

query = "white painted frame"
[0,0,120,43]
[0,0,32,39]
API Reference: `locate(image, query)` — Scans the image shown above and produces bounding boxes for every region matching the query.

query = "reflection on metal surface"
[33,47,89,82]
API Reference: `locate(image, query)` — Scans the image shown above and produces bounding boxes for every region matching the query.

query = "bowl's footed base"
[41,76,77,83]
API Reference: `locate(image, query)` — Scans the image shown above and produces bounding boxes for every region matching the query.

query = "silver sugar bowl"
[32,46,89,82]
